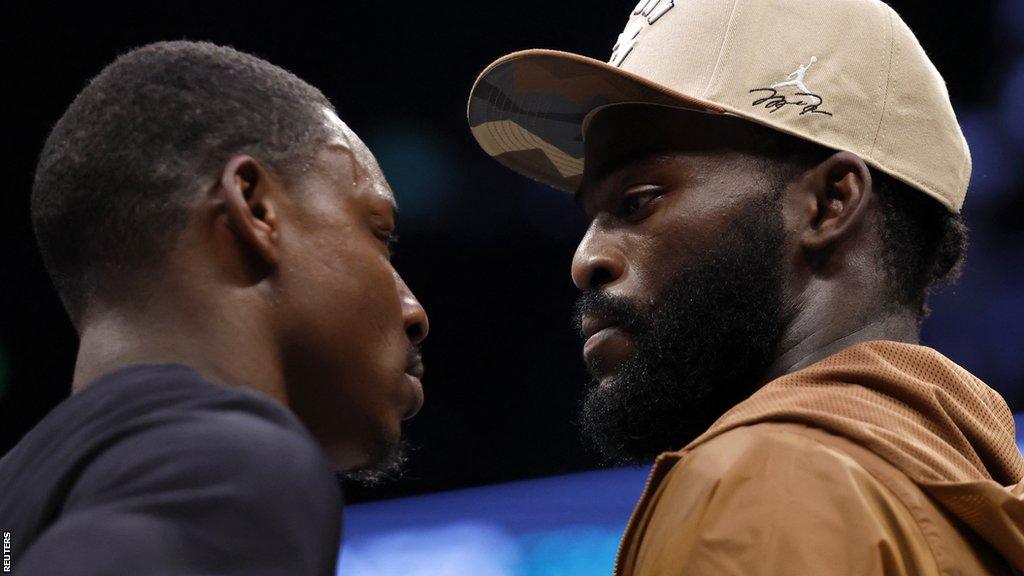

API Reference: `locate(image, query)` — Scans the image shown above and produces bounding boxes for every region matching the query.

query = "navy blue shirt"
[0,364,342,575]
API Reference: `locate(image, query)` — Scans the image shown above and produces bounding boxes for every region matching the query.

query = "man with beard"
[467,0,1023,574]
[0,41,428,575]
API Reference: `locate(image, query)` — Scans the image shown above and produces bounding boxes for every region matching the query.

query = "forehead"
[319,108,395,207]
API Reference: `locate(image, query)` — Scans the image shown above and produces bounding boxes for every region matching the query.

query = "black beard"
[576,195,786,464]
[340,437,408,487]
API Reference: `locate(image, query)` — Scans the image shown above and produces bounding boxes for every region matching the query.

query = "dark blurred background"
[3,0,1022,503]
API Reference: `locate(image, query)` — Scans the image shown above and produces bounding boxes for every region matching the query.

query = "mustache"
[573,290,649,338]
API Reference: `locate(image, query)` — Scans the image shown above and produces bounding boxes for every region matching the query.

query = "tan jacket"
[616,341,1024,575]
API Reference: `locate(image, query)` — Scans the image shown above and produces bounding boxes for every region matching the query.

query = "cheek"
[622,234,669,305]
[283,231,407,364]
[276,216,411,465]
[327,251,404,349]
[350,264,406,350]
[280,241,409,444]
[622,223,699,302]
[625,204,735,301]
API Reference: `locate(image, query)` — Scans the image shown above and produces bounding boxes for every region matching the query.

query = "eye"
[373,226,398,257]
[386,233,399,257]
[377,231,398,257]
[621,185,662,219]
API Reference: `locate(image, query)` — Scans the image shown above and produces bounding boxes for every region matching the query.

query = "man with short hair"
[0,41,428,575]
[468,0,1023,573]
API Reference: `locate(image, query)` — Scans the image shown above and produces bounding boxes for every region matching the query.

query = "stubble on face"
[575,187,787,464]
[340,435,409,486]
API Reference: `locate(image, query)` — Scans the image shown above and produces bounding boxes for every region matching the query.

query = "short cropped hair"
[749,125,967,319]
[31,41,334,323]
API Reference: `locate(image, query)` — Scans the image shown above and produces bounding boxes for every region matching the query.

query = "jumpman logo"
[770,57,818,94]
[749,55,832,116]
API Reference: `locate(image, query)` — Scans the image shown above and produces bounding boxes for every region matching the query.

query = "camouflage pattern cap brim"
[467,49,724,193]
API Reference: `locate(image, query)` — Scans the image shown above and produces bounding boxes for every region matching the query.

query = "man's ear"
[797,151,874,252]
[218,155,280,267]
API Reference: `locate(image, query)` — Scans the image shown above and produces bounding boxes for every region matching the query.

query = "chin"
[591,369,623,390]
[340,436,408,486]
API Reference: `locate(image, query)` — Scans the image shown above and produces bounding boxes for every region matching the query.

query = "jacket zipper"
[613,454,681,576]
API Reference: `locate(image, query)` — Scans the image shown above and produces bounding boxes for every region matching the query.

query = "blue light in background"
[367,125,460,228]
[998,0,1024,45]
[959,108,1013,207]
[1017,412,1024,455]
[517,527,622,576]
[338,467,648,576]
[341,522,522,576]
[997,57,1024,155]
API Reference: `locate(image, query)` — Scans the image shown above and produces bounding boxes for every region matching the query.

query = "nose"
[396,272,429,345]
[571,224,627,291]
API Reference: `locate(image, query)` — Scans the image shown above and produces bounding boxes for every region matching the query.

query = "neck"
[763,303,919,383]
[72,299,286,404]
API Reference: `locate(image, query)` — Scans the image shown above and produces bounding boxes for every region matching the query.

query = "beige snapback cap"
[467,0,972,212]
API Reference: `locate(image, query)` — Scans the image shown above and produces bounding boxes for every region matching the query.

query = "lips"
[405,353,425,380]
[403,351,425,420]
[581,313,634,377]
[581,314,621,341]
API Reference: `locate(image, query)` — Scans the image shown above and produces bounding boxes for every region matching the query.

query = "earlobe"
[219,155,280,267]
[800,152,873,252]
